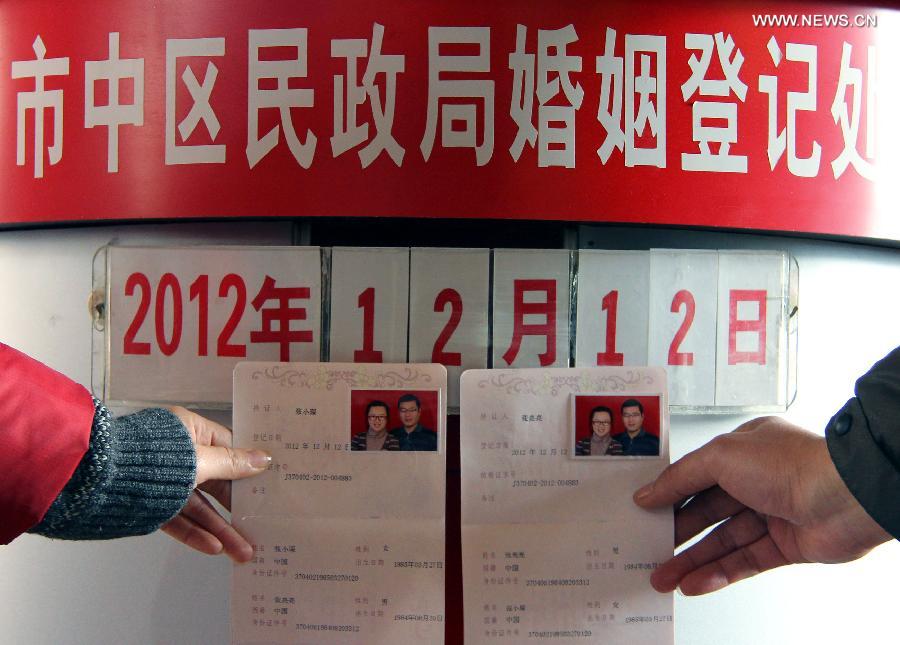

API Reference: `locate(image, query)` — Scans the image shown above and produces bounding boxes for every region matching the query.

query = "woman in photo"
[351,400,400,451]
[576,405,624,456]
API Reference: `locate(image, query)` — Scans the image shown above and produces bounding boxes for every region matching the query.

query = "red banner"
[1,1,896,240]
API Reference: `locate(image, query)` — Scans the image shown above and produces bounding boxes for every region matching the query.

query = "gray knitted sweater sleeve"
[30,398,196,540]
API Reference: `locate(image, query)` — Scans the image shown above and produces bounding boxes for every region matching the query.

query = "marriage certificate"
[231,362,447,644]
[460,367,673,644]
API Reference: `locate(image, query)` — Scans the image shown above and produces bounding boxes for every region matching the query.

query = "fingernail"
[634,483,653,502]
[249,450,272,469]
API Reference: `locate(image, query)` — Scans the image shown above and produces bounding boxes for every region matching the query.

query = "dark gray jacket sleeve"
[30,398,196,540]
[826,346,900,539]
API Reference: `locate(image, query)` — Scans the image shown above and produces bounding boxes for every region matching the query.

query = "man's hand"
[161,407,270,563]
[634,416,890,595]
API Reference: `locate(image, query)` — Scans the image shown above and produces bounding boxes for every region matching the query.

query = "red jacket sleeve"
[0,343,94,544]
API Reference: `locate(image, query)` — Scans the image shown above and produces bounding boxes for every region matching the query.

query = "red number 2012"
[123,272,247,357]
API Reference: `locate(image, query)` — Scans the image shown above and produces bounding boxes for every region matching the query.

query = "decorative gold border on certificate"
[476,369,657,396]
[251,365,434,390]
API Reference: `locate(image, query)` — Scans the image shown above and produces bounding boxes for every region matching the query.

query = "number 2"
[217,273,247,357]
[668,289,695,366]
[123,272,151,355]
[432,288,463,366]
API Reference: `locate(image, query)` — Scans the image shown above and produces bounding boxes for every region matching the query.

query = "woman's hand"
[161,407,271,563]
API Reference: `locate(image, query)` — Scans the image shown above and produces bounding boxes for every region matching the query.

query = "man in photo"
[390,394,437,451]
[352,400,400,451]
[576,405,624,456]
[613,399,659,456]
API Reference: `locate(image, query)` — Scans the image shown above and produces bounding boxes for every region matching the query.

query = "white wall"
[0,223,898,644]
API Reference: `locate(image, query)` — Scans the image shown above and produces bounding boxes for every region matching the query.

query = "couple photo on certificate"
[350,392,439,452]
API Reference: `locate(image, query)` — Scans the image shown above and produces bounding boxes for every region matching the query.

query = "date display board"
[93,245,797,413]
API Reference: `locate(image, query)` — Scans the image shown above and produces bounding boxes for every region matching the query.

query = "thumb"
[633,441,723,509]
[195,445,271,485]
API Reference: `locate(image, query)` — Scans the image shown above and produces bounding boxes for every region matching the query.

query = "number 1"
[596,290,624,366]
[354,287,383,362]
